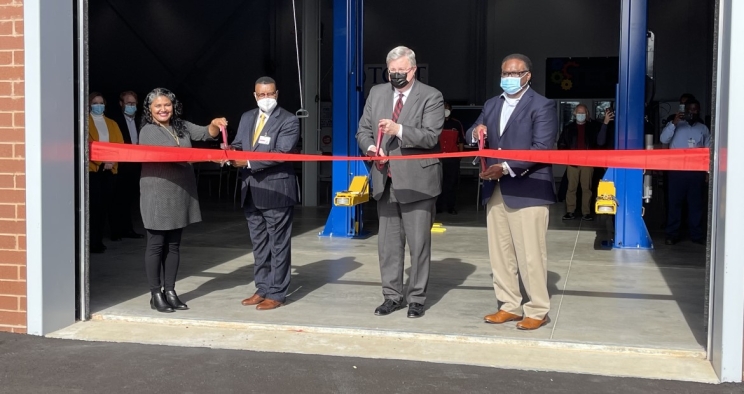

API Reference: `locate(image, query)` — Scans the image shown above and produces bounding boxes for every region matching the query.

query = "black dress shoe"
[665,237,678,245]
[447,209,458,215]
[164,290,189,310]
[374,299,405,316]
[150,291,175,313]
[110,236,122,242]
[407,303,425,318]
[90,244,106,254]
[122,231,144,239]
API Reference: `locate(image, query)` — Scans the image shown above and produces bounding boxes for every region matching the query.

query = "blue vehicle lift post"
[605,0,653,249]
[320,0,368,237]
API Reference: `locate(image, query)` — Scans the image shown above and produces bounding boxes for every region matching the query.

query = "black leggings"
[145,228,183,293]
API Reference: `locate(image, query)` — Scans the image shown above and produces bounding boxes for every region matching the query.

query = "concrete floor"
[89,181,708,354]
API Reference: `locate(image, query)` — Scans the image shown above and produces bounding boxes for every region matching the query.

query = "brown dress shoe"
[256,299,283,310]
[241,293,265,306]
[484,310,523,324]
[516,316,550,330]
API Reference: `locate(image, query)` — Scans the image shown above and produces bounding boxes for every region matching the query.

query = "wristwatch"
[501,162,508,174]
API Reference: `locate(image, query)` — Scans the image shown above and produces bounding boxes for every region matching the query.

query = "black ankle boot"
[164,290,189,310]
[150,291,175,313]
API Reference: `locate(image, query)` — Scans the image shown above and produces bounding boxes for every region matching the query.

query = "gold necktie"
[253,114,266,146]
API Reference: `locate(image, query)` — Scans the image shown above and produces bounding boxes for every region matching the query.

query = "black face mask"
[389,72,410,89]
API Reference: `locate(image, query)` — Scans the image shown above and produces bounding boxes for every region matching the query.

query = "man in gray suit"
[231,76,300,311]
[356,46,444,318]
[467,54,558,330]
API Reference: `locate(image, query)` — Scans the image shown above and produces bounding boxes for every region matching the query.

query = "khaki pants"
[486,185,550,319]
[565,166,594,215]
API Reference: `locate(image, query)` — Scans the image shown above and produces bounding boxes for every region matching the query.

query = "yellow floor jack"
[334,176,447,234]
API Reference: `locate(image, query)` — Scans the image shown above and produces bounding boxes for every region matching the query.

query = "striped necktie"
[253,114,266,146]
[392,93,403,122]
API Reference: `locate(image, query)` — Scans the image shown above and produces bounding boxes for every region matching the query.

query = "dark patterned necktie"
[392,93,403,122]
[387,93,404,179]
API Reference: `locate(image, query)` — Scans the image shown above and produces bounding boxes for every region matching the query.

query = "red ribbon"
[90,142,710,172]
[374,126,385,170]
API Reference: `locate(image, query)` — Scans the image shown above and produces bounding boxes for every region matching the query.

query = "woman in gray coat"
[139,88,227,313]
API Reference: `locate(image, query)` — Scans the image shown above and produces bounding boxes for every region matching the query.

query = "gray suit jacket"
[466,88,558,209]
[232,107,300,210]
[356,81,444,203]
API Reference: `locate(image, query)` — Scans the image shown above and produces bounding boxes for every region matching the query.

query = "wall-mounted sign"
[545,57,619,99]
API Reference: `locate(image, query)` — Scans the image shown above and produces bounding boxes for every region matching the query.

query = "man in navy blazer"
[466,54,558,330]
[231,76,300,311]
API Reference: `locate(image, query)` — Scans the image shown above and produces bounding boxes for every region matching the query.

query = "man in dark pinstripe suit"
[231,76,300,310]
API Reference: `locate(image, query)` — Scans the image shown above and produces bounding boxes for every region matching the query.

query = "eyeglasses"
[388,68,414,74]
[255,91,278,99]
[500,70,530,78]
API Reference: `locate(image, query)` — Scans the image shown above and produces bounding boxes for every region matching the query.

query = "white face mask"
[576,113,587,123]
[257,98,277,113]
[444,109,451,118]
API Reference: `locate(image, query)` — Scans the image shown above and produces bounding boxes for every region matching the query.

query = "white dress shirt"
[367,81,415,153]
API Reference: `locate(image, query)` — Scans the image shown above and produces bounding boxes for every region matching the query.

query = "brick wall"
[0,0,25,334]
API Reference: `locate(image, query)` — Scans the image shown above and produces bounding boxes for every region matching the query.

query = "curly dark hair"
[141,88,185,137]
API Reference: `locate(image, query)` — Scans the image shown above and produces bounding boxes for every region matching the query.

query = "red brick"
[0,220,24,234]
[0,127,23,142]
[17,265,23,280]
[0,234,14,248]
[12,81,21,96]
[0,294,16,310]
[0,280,25,296]
[0,325,14,333]
[0,157,23,172]
[0,97,22,111]
[0,189,23,203]
[0,143,11,158]
[0,81,10,96]
[0,174,11,188]
[12,143,22,158]
[0,22,11,37]
[0,65,22,80]
[0,250,24,264]
[0,112,11,126]
[18,295,24,311]
[0,310,25,325]
[15,204,23,220]
[12,112,21,127]
[13,20,22,36]
[0,52,11,67]
[0,6,23,20]
[11,326,25,333]
[12,50,21,66]
[0,264,17,279]
[0,204,12,218]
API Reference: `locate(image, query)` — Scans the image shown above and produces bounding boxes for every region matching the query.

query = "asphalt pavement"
[0,332,742,394]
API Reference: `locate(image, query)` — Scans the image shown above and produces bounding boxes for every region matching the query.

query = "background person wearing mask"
[436,102,465,215]
[231,76,300,311]
[88,92,124,254]
[660,99,710,245]
[557,104,607,221]
[356,46,444,319]
[467,53,558,331]
[109,90,144,241]
[138,87,227,313]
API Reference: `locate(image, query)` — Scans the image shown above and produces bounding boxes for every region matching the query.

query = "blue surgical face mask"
[500,77,525,95]
[91,104,105,116]
[124,104,137,116]
[576,113,587,123]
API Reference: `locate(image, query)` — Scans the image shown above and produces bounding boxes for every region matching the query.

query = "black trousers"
[436,158,460,211]
[145,228,183,293]
[89,170,115,247]
[112,163,140,237]
[666,171,705,241]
